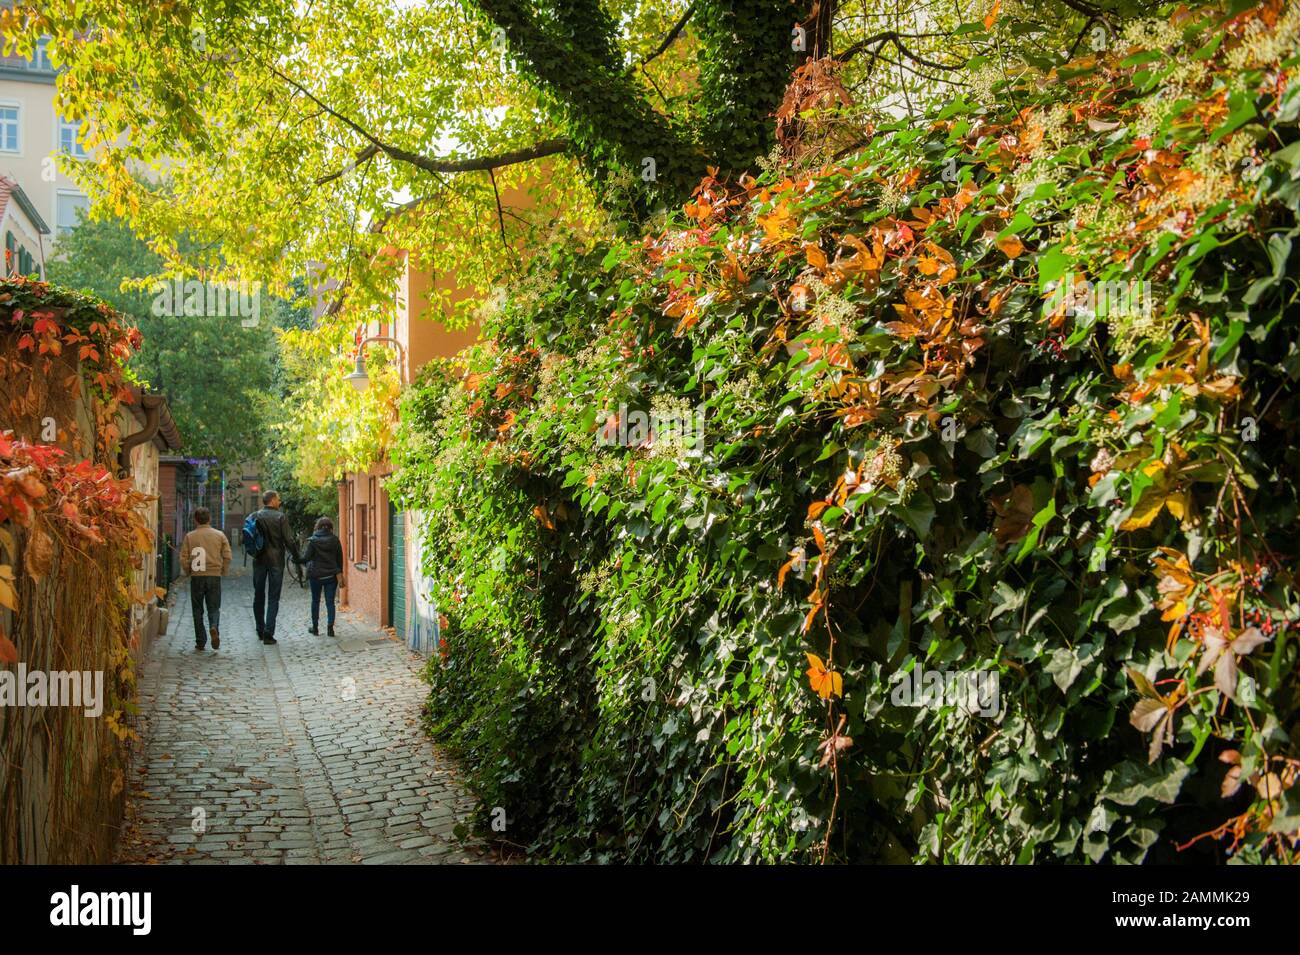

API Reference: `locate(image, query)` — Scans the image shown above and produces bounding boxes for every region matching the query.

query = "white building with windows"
[0,174,49,278]
[0,35,91,246]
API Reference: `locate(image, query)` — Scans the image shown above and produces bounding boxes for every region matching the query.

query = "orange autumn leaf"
[757,201,797,246]
[996,234,1024,258]
[532,504,555,530]
[983,0,1002,29]
[0,565,17,612]
[803,242,828,272]
[0,628,16,665]
[828,232,884,288]
[805,652,844,700]
[916,241,957,283]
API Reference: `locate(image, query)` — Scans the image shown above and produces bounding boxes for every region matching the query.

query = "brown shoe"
[210,627,220,650]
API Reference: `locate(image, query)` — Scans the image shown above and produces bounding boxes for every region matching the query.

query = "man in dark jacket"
[294,516,344,637]
[251,490,301,645]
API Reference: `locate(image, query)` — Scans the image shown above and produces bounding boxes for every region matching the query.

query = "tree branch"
[840,31,964,72]
[1058,0,1104,19]
[1067,16,1098,60]
[799,0,836,62]
[316,143,379,185]
[637,2,696,71]
[271,68,570,184]
[487,167,518,269]
[369,195,439,234]
[473,0,701,202]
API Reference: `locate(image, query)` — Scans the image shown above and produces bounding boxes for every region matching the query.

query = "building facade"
[116,387,182,648]
[0,174,48,277]
[0,37,91,245]
[335,249,482,650]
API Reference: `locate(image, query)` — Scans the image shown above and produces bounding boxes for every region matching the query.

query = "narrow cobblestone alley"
[116,571,487,865]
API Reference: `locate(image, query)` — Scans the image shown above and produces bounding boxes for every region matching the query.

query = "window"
[345,481,354,559]
[56,192,89,235]
[0,106,18,153]
[368,477,377,565]
[355,503,368,564]
[30,38,53,72]
[58,117,88,158]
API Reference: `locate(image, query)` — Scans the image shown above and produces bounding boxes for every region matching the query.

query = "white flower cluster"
[807,276,860,341]
[1225,4,1300,72]
[1121,18,1183,53]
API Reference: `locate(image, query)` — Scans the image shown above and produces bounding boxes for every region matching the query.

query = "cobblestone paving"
[117,570,487,865]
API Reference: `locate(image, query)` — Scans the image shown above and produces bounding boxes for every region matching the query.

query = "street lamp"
[346,334,407,391]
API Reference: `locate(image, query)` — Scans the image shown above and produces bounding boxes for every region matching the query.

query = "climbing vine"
[0,278,154,863]
[392,0,1300,863]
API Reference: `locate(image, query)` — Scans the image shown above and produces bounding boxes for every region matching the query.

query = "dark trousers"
[309,577,338,629]
[253,564,285,636]
[190,576,221,647]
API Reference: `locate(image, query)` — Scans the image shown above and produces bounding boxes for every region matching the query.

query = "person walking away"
[294,516,344,637]
[249,490,301,645]
[179,507,232,651]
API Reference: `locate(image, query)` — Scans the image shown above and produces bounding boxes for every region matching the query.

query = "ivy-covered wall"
[390,3,1300,863]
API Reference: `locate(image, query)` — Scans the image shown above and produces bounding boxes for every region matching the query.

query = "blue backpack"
[242,513,265,556]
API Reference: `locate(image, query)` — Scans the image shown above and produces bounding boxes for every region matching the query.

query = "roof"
[126,385,183,451]
[0,176,51,235]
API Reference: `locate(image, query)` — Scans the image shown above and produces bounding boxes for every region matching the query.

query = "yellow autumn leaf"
[0,565,16,612]
[1164,491,1189,521]
[1120,492,1166,531]
[1160,599,1187,622]
[532,504,555,530]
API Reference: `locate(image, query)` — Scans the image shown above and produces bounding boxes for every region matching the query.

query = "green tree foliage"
[46,214,277,467]
[259,282,345,532]
[3,0,1112,320]
[7,0,1156,488]
[389,2,1300,862]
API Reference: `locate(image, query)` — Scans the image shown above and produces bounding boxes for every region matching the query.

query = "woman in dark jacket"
[294,517,344,636]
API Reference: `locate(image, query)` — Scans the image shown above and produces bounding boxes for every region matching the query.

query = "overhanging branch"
[636,2,696,71]
[839,31,964,72]
[271,68,569,184]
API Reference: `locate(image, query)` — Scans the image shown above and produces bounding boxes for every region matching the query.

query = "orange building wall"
[340,177,540,630]
[399,264,480,376]
[336,462,392,626]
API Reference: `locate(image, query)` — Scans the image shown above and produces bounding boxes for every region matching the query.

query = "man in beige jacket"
[180,507,232,651]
